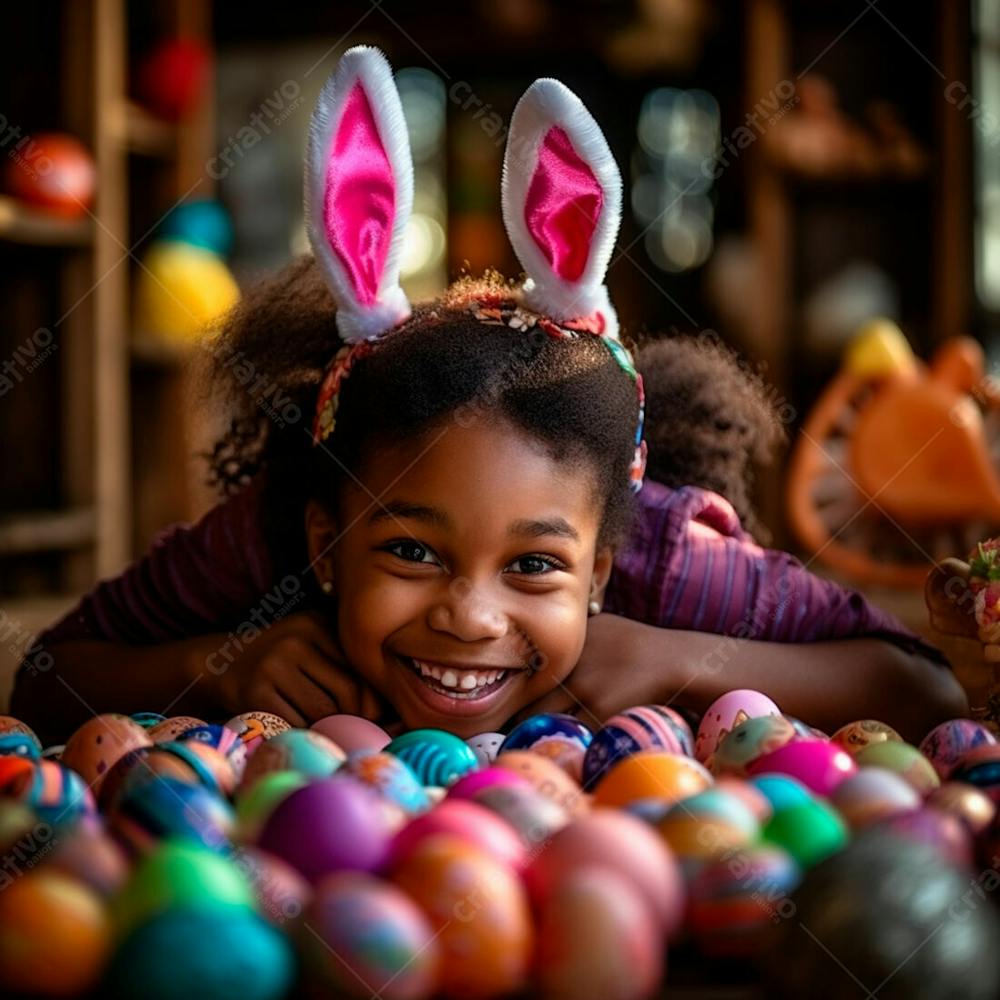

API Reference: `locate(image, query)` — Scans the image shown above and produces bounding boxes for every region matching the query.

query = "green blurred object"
[762,799,848,868]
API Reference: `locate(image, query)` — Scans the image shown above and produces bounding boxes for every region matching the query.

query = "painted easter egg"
[493,750,588,816]
[593,750,712,809]
[226,711,291,754]
[762,799,848,868]
[111,776,234,855]
[831,767,922,829]
[526,809,686,938]
[390,798,527,872]
[300,871,439,1000]
[501,712,592,754]
[121,740,237,799]
[61,713,153,794]
[234,771,309,843]
[0,716,41,760]
[312,714,390,754]
[232,847,311,927]
[391,836,532,999]
[178,723,245,761]
[345,750,430,815]
[926,782,996,834]
[689,844,801,957]
[257,776,392,882]
[949,744,1000,804]
[582,705,694,787]
[745,739,857,797]
[656,787,760,877]
[239,728,346,792]
[534,867,662,1000]
[854,741,940,795]
[882,807,973,868]
[0,870,110,997]
[695,690,781,765]
[148,716,206,743]
[919,719,997,779]
[712,714,797,776]
[830,719,902,758]
[131,712,167,729]
[474,783,569,850]
[18,759,96,827]
[386,729,479,787]
[466,732,505,767]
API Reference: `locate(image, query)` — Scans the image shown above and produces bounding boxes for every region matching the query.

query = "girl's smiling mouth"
[397,655,525,716]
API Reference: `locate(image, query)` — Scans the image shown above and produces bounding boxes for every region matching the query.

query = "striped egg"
[22,760,96,827]
[583,705,694,787]
[386,729,479,787]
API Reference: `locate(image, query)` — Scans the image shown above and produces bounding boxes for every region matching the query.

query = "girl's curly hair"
[201,257,782,575]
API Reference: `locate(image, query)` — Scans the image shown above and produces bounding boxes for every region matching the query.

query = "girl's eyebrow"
[370,502,580,542]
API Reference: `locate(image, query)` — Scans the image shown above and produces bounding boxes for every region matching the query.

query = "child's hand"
[509,613,674,729]
[205,610,387,726]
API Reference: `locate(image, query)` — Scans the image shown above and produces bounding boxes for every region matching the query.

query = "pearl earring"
[321,580,334,595]
[588,600,601,616]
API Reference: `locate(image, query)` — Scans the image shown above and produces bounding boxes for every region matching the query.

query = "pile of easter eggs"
[3,694,1000,998]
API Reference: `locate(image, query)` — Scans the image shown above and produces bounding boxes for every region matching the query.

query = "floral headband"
[306,46,646,491]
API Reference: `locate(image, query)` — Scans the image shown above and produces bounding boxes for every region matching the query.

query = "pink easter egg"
[919,719,997,780]
[746,739,857,797]
[311,715,391,755]
[694,690,781,765]
[447,766,532,801]
[390,798,527,873]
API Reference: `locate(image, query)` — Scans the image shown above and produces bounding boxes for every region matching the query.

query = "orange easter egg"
[61,714,152,794]
[493,750,588,817]
[593,750,712,808]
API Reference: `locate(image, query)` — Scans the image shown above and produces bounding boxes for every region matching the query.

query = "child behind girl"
[12,48,965,746]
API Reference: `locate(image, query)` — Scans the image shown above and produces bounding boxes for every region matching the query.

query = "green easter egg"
[763,799,848,868]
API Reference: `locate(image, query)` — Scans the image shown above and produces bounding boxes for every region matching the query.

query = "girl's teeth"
[460,673,478,690]
[441,670,459,689]
[411,659,509,695]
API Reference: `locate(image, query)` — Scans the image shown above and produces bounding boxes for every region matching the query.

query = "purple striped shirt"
[34,476,944,663]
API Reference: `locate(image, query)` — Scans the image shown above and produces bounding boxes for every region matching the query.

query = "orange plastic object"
[787,334,1000,588]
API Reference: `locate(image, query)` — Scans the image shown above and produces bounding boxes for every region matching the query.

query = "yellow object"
[137,240,239,341]
[844,318,916,378]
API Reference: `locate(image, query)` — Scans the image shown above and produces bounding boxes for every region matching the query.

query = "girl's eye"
[507,555,566,575]
[384,541,440,565]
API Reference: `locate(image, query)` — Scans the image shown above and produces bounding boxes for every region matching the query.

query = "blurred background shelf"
[0,194,94,246]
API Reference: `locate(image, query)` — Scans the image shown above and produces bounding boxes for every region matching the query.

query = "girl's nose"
[427,578,509,641]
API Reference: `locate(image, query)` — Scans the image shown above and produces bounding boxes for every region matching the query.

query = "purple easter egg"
[746,739,857,797]
[919,719,997,780]
[257,775,391,883]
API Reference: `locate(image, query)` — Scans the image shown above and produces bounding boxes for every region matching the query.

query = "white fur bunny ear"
[501,79,622,337]
[306,46,413,343]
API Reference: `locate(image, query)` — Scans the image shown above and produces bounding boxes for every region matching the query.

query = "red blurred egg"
[5,133,95,216]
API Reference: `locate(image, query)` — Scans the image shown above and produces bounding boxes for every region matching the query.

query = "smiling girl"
[12,48,964,745]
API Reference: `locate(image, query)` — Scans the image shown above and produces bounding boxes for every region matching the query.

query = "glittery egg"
[61,713,153,794]
[656,788,760,877]
[534,868,662,1000]
[311,714,390,754]
[110,776,234,855]
[19,760,96,827]
[745,739,858,797]
[582,705,694,787]
[148,715,206,743]
[762,798,848,868]
[854,741,940,795]
[689,845,801,957]
[234,846,312,928]
[390,798,528,872]
[226,711,291,754]
[949,744,1000,804]
[830,719,902,758]
[695,690,781,765]
[466,732,505,766]
[831,767,922,829]
[0,716,41,760]
[919,719,997,780]
[926,781,996,834]
[494,750,588,817]
[474,784,570,849]
[712,715,797,776]
[345,749,430,815]
[234,771,309,843]
[239,728,346,793]
[300,871,439,1000]
[526,809,686,938]
[593,750,712,809]
[257,776,392,882]
[391,835,532,999]
[386,729,479,786]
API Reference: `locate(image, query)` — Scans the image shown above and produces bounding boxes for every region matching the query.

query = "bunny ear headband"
[307,46,646,491]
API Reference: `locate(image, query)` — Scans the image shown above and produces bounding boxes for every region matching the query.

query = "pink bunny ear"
[306,46,413,343]
[502,79,622,336]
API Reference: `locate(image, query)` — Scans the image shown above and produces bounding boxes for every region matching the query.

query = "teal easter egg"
[762,799,848,868]
[300,871,439,1000]
[387,729,479,786]
[239,728,345,792]
[106,907,294,1000]
[346,750,431,815]
[159,199,234,255]
[712,715,797,776]
[0,717,41,760]
[131,712,167,729]
[747,773,813,812]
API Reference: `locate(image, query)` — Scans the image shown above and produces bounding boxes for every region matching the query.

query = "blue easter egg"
[583,704,694,787]
[501,713,593,754]
[748,773,814,812]
[0,731,41,760]
[346,749,430,814]
[386,729,479,786]
[159,199,233,256]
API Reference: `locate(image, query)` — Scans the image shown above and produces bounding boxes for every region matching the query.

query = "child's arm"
[10,611,386,747]
[516,612,968,744]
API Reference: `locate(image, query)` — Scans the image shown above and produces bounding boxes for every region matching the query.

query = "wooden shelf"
[108,100,177,158]
[130,333,193,370]
[0,508,96,554]
[0,195,93,247]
